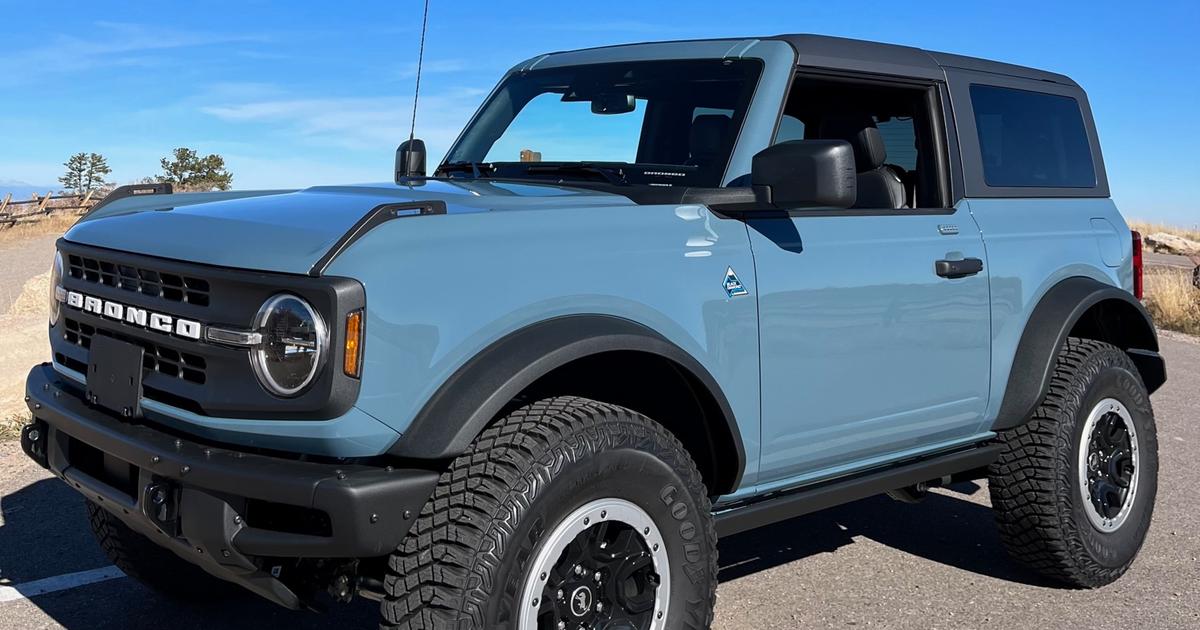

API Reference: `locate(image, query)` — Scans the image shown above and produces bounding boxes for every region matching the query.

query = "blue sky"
[1,0,1196,223]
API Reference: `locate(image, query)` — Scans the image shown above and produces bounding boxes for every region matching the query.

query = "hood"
[64,180,634,274]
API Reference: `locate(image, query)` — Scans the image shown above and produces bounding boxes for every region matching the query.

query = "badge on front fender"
[723,267,748,298]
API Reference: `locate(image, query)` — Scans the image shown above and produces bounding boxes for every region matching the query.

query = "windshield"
[441,59,763,188]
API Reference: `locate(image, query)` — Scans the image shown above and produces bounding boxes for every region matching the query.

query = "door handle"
[935,257,984,279]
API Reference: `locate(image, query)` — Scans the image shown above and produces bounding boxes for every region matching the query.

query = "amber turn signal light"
[344,309,364,378]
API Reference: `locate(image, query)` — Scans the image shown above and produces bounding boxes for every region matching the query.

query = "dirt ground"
[0,231,59,435]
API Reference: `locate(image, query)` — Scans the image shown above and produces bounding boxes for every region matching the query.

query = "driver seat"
[818,115,906,209]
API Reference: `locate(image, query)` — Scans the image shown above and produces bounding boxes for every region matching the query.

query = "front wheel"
[380,396,718,629]
[989,338,1159,587]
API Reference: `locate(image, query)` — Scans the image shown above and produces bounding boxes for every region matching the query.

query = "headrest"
[818,114,887,172]
[689,114,731,162]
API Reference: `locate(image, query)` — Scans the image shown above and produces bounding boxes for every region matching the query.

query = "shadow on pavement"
[1,477,1049,628]
[717,481,1052,587]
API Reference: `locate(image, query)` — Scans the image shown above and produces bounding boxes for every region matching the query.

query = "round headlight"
[49,251,64,326]
[251,294,327,397]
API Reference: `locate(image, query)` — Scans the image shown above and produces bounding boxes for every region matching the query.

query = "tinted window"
[970,85,1095,188]
[774,115,805,143]
[874,116,917,171]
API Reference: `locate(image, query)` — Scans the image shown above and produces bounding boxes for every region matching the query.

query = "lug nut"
[595,602,603,613]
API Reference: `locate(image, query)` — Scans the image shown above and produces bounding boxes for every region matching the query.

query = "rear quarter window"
[969,84,1096,188]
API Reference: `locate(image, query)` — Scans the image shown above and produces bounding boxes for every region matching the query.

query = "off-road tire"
[380,396,718,629]
[989,338,1158,587]
[86,501,240,601]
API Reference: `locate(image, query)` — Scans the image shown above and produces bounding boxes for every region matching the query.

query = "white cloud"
[0,21,268,83]
[199,87,486,161]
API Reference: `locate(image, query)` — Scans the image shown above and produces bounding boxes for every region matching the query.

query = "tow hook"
[20,420,49,470]
[143,480,182,536]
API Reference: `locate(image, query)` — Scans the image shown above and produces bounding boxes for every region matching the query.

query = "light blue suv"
[22,34,1165,629]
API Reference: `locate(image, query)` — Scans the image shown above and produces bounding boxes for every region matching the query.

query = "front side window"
[442,59,763,188]
[969,84,1096,188]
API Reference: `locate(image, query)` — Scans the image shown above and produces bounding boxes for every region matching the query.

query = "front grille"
[63,317,207,384]
[67,253,211,307]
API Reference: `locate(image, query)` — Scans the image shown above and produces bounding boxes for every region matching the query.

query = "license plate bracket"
[86,336,145,418]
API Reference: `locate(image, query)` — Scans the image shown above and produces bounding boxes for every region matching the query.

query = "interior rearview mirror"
[591,93,636,115]
[395,139,427,182]
[751,140,856,209]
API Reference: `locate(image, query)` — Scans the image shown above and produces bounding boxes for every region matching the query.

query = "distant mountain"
[0,179,57,201]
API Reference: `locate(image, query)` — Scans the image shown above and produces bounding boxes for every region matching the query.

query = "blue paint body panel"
[963,197,1131,430]
[324,199,763,486]
[748,203,992,485]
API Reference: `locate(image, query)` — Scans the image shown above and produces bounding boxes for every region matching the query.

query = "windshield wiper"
[524,163,628,186]
[436,161,495,178]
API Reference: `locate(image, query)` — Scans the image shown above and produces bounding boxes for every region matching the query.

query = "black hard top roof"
[768,34,1078,87]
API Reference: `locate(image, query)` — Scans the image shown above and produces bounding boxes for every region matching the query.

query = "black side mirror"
[751,140,856,209]
[395,139,427,181]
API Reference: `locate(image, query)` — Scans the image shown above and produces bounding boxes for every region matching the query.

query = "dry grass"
[0,211,80,244]
[1144,268,1200,336]
[1128,219,1200,244]
[0,412,28,441]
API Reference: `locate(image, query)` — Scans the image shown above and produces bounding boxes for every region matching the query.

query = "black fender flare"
[389,315,746,491]
[993,276,1164,430]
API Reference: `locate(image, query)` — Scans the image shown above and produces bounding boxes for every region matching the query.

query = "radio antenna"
[408,0,430,148]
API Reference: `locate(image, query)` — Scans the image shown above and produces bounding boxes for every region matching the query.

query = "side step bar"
[714,444,1001,537]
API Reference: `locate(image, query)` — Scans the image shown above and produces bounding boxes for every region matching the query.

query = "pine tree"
[58,153,88,194]
[83,153,111,193]
[59,152,112,194]
[156,148,233,191]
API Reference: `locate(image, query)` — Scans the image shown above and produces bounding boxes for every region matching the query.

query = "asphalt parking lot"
[1,333,1197,629]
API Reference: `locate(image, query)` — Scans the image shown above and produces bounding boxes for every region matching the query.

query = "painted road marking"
[0,566,125,603]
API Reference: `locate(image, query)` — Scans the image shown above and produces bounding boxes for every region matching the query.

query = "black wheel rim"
[1078,398,1140,532]
[519,499,669,630]
[537,520,659,629]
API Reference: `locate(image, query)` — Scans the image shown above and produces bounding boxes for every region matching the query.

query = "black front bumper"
[22,363,438,608]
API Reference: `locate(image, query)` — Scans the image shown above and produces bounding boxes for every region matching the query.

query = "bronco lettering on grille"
[64,290,203,340]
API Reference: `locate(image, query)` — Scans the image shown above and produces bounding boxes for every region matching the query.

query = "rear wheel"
[989,338,1159,587]
[380,396,717,629]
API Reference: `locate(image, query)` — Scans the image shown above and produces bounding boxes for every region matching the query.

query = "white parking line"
[0,566,125,604]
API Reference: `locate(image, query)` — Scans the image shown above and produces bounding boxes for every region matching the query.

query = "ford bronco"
[21,34,1165,629]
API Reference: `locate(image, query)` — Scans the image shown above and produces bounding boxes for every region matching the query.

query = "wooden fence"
[0,190,103,227]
